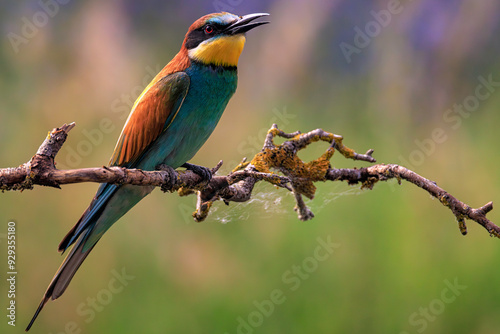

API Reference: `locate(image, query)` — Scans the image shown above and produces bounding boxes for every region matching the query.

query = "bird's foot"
[182,163,212,182]
[156,164,178,192]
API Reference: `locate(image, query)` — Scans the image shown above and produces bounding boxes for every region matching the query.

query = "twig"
[326,165,499,238]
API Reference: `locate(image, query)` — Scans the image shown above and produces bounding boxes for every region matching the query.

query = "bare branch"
[0,123,498,240]
[326,165,500,238]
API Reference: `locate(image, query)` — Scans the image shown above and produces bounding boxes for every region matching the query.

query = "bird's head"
[184,12,269,68]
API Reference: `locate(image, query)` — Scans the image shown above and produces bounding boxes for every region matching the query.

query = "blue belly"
[137,64,237,170]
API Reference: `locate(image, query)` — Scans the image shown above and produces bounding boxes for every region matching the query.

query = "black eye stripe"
[199,23,222,33]
[185,23,226,50]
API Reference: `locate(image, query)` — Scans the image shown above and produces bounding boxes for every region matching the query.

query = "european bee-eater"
[26,12,269,331]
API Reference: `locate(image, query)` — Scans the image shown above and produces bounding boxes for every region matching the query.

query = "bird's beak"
[225,13,270,35]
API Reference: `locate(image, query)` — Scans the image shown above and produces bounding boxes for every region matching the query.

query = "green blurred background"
[1,0,500,333]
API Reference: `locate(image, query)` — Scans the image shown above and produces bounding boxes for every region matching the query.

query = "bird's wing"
[110,71,190,167]
[57,72,190,254]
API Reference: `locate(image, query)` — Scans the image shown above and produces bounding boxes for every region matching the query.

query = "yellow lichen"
[193,201,212,222]
[178,187,194,197]
[232,160,250,173]
[249,135,338,199]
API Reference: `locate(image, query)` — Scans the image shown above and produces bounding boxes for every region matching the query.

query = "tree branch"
[1,123,498,239]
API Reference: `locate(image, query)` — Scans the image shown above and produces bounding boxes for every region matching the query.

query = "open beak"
[225,13,270,35]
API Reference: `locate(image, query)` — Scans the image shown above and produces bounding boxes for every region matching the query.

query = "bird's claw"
[156,164,178,191]
[182,163,212,182]
[156,163,175,173]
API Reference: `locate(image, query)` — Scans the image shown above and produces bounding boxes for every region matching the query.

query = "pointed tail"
[25,233,98,331]
[26,183,153,331]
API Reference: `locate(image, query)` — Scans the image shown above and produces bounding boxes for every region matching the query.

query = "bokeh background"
[1,0,500,333]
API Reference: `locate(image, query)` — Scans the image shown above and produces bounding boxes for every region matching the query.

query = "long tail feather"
[27,184,152,331]
[25,234,98,331]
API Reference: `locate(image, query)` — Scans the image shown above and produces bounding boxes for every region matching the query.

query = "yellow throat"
[188,34,246,67]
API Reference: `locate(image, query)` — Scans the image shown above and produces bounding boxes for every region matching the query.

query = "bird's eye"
[204,25,214,34]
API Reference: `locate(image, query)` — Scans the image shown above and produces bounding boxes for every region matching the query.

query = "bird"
[26,12,269,331]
